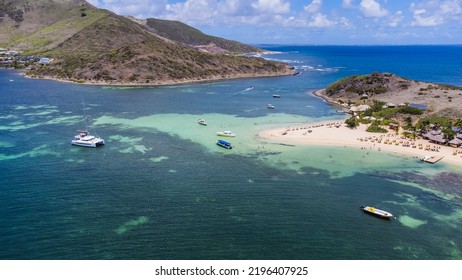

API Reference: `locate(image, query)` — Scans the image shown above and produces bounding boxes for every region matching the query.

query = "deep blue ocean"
[1,45,462,260]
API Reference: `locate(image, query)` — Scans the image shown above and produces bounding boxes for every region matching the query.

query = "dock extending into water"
[422,156,444,164]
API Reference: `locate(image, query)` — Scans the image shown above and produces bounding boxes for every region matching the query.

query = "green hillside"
[145,18,261,53]
[0,0,96,51]
[29,13,291,84]
[1,0,292,85]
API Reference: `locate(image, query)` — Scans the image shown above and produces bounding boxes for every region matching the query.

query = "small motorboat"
[420,155,432,162]
[267,104,275,109]
[360,205,393,219]
[198,119,208,126]
[272,94,281,98]
[216,130,236,137]
[216,139,233,149]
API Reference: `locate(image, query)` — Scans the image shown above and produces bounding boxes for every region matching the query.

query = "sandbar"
[258,119,462,168]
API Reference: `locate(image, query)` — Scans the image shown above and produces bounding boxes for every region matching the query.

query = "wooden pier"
[422,156,444,164]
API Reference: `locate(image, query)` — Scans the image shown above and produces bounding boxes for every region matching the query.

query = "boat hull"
[216,131,236,137]
[216,140,232,149]
[72,132,105,148]
[198,119,207,126]
[360,205,393,219]
[71,139,105,148]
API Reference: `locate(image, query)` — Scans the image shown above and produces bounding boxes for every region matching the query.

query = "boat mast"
[81,98,89,132]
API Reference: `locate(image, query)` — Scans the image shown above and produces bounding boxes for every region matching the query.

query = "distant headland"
[0,0,293,86]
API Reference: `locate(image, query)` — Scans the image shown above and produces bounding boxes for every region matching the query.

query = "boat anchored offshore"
[198,119,208,126]
[216,130,236,137]
[360,205,393,219]
[216,139,233,149]
[72,99,105,148]
[72,130,105,147]
[267,104,275,109]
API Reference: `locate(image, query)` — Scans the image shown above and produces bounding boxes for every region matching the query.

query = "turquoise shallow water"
[1,46,462,259]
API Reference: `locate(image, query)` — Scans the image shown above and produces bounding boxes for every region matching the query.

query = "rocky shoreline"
[26,68,294,87]
[312,89,350,111]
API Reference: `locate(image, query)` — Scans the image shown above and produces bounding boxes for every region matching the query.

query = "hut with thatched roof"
[421,128,447,144]
[350,105,371,113]
[430,134,447,144]
[449,137,462,148]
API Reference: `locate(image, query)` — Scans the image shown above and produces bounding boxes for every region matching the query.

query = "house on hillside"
[7,50,19,56]
[350,104,371,113]
[409,103,427,111]
[39,58,52,64]
[382,102,396,109]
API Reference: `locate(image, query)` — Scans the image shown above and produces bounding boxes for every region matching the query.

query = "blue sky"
[87,0,462,45]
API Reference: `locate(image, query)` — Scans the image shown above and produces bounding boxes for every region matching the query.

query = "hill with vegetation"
[0,0,292,85]
[143,18,261,54]
[316,72,462,139]
[0,0,98,52]
[321,72,462,118]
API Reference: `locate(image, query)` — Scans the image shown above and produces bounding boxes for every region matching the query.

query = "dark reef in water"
[369,171,462,203]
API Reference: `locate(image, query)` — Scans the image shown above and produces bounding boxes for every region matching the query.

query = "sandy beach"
[258,119,462,168]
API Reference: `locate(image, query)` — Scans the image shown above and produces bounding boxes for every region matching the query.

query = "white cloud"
[360,0,388,17]
[411,9,444,26]
[338,16,354,29]
[440,0,462,16]
[164,0,218,24]
[308,13,335,27]
[342,0,355,9]
[304,0,323,13]
[87,0,167,18]
[409,0,462,26]
[153,0,294,28]
[251,0,290,14]
[388,11,404,27]
[216,0,245,16]
[82,0,462,45]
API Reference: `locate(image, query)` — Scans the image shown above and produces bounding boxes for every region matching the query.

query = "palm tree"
[345,116,359,128]
[453,118,462,130]
[409,126,417,140]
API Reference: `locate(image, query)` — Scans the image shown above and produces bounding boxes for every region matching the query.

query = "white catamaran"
[71,100,105,148]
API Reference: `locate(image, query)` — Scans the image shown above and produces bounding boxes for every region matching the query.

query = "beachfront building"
[350,104,371,113]
[448,133,462,147]
[382,102,396,109]
[39,57,52,64]
[409,103,428,111]
[0,49,44,69]
[449,138,462,148]
[421,128,447,145]
[389,123,399,130]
